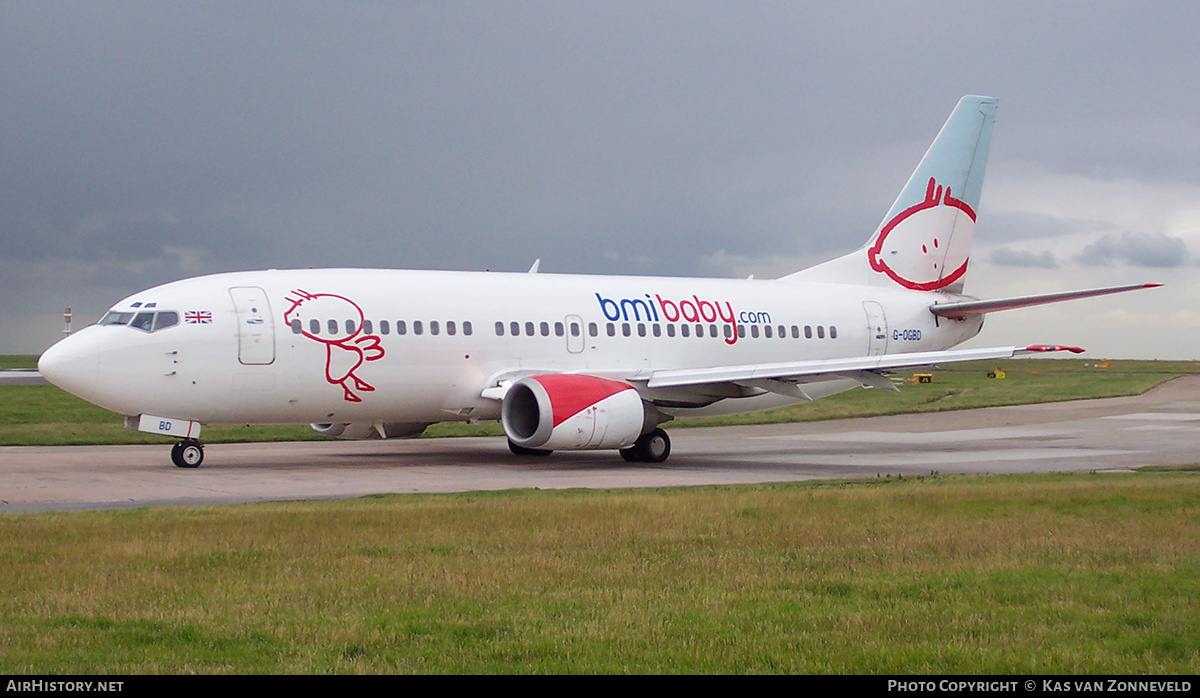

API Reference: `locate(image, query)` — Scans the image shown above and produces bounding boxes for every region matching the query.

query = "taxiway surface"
[2,376,1198,512]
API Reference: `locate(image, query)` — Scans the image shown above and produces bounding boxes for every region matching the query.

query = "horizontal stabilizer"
[930,283,1161,318]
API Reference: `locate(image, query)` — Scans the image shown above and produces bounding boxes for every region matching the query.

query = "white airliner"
[39,96,1158,468]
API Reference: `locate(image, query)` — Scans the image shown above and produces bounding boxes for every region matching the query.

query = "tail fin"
[785,95,998,293]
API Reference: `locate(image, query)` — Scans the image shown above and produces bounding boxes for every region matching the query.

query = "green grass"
[1,472,1197,673]
[4,358,1197,445]
[0,355,39,370]
[0,384,326,446]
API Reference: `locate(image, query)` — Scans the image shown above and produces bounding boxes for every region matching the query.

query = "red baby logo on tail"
[868,177,976,291]
[282,289,385,402]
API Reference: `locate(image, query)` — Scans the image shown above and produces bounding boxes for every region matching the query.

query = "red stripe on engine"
[532,374,634,427]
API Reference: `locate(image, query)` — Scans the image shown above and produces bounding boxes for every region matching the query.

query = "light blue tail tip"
[903,95,998,215]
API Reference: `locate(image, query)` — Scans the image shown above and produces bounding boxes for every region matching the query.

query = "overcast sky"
[4,2,1198,358]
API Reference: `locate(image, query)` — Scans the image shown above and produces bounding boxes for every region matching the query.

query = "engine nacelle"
[309,422,429,439]
[501,374,651,450]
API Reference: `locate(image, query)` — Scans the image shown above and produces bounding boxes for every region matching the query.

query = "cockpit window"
[153,311,179,331]
[101,310,180,332]
[130,312,155,331]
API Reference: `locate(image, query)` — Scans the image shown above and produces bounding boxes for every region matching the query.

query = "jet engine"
[309,422,429,439]
[501,374,655,450]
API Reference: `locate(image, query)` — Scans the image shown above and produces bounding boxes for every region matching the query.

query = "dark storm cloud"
[3,2,1200,353]
[1076,232,1190,268]
[990,247,1058,268]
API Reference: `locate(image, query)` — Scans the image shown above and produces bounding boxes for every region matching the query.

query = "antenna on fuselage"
[528,259,541,274]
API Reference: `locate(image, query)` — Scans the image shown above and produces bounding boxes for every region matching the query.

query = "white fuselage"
[43,268,983,426]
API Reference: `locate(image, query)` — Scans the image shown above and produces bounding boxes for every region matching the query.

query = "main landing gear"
[620,428,671,464]
[171,439,204,468]
[507,428,672,463]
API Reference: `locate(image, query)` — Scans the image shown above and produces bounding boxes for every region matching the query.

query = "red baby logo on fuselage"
[868,177,975,291]
[282,289,385,402]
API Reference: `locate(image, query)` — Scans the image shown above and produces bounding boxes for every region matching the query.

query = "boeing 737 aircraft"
[39,96,1158,467]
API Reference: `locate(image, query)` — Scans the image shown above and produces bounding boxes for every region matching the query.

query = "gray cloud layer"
[3,2,1200,353]
[990,247,1059,269]
[1076,232,1190,268]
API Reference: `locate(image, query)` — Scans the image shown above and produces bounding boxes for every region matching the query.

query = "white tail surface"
[786,96,998,294]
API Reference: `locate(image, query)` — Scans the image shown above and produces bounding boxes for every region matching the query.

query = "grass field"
[4,356,1198,673]
[4,358,1197,446]
[1,472,1197,673]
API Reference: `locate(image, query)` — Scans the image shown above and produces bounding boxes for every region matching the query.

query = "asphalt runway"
[2,375,1198,512]
[0,370,45,385]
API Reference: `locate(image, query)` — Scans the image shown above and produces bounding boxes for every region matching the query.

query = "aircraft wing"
[930,283,1160,318]
[643,344,1081,396]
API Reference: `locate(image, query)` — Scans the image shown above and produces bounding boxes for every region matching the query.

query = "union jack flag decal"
[185,311,213,324]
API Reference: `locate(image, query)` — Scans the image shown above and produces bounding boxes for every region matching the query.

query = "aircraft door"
[565,314,585,354]
[229,286,276,365]
[863,301,888,356]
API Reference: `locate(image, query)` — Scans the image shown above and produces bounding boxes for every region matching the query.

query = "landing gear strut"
[620,428,671,463]
[171,439,204,468]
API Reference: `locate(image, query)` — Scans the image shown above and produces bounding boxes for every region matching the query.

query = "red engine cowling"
[501,374,649,450]
[309,422,429,439]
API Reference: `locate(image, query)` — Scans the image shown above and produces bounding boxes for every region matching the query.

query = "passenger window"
[817,326,825,339]
[791,325,799,339]
[750,325,759,338]
[327,319,338,335]
[447,321,456,335]
[463,321,473,336]
[525,321,535,336]
[588,322,598,337]
[764,325,773,338]
[778,325,786,339]
[681,324,690,337]
[291,319,302,334]
[830,326,838,339]
[737,325,745,338]
[346,320,356,335]
[362,320,373,334]
[606,323,616,337]
[637,323,646,337]
[569,322,579,337]
[653,324,661,337]
[414,320,424,335]
[709,324,718,338]
[496,321,505,336]
[511,322,520,336]
[622,323,631,337]
[539,322,549,337]
[397,320,407,335]
[805,325,812,339]
[723,325,732,339]
[310,319,320,335]
[667,324,676,337]
[555,322,564,337]
[430,321,439,335]
[380,320,390,335]
[695,324,704,338]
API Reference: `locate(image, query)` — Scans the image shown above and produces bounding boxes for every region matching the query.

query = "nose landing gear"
[171,439,204,468]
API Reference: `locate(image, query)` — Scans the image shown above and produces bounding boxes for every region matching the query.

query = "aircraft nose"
[38,331,99,401]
